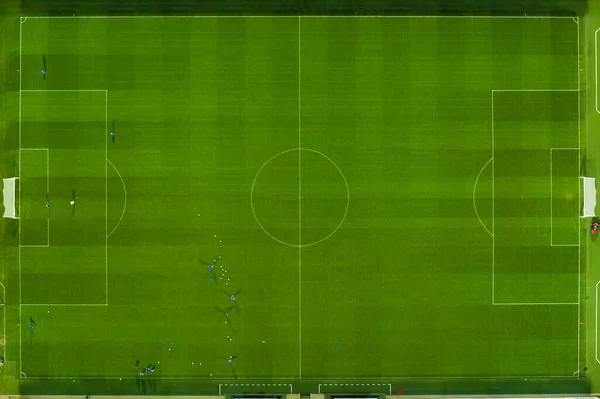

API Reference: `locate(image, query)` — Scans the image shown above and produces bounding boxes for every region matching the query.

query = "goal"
[2,177,18,219]
[581,177,596,218]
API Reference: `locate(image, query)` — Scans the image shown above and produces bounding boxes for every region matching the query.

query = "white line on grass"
[318,383,392,394]
[21,303,107,307]
[492,89,579,92]
[19,147,49,252]
[47,149,49,245]
[297,15,302,380]
[25,375,580,381]
[576,20,581,373]
[21,16,578,19]
[596,28,600,114]
[493,302,578,306]
[219,383,293,394]
[491,90,495,304]
[106,159,127,238]
[20,89,107,92]
[492,91,580,308]
[0,282,5,363]
[18,16,23,379]
[472,157,493,237]
[105,90,108,305]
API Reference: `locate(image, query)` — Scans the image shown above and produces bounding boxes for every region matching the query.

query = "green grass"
[9,16,585,394]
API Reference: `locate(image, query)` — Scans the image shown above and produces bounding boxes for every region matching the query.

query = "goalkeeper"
[592,217,600,236]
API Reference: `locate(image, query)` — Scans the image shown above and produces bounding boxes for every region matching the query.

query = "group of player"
[133,360,156,378]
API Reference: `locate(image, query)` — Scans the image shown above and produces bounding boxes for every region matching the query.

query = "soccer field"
[12,15,584,392]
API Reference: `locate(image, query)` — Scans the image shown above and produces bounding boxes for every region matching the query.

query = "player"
[42,55,47,80]
[591,217,600,236]
[110,120,116,143]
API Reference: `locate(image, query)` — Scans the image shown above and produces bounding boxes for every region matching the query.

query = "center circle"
[250,148,349,247]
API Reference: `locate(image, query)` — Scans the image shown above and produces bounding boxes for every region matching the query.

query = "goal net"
[2,177,18,219]
[582,177,596,218]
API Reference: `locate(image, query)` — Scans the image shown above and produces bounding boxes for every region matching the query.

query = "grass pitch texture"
[17,17,580,382]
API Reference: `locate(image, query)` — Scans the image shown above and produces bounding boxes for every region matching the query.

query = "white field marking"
[106,159,127,238]
[20,89,107,92]
[18,17,22,378]
[21,16,578,19]
[20,148,51,247]
[493,302,578,306]
[0,282,5,362]
[576,20,581,373]
[492,89,579,92]
[491,90,495,304]
[24,375,579,380]
[47,149,49,244]
[550,148,581,247]
[472,157,494,237]
[20,148,49,246]
[596,28,600,114]
[549,148,580,247]
[21,303,107,307]
[297,15,302,379]
[551,149,568,245]
[18,88,110,376]
[491,90,580,308]
[318,383,392,394]
[218,384,222,395]
[597,280,600,364]
[250,148,349,248]
[105,90,108,305]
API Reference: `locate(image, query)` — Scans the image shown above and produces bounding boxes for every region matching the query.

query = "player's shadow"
[221,288,241,313]
[215,306,235,331]
[136,378,146,394]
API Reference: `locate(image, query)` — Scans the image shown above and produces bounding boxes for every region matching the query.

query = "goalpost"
[2,177,19,219]
[581,177,596,218]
